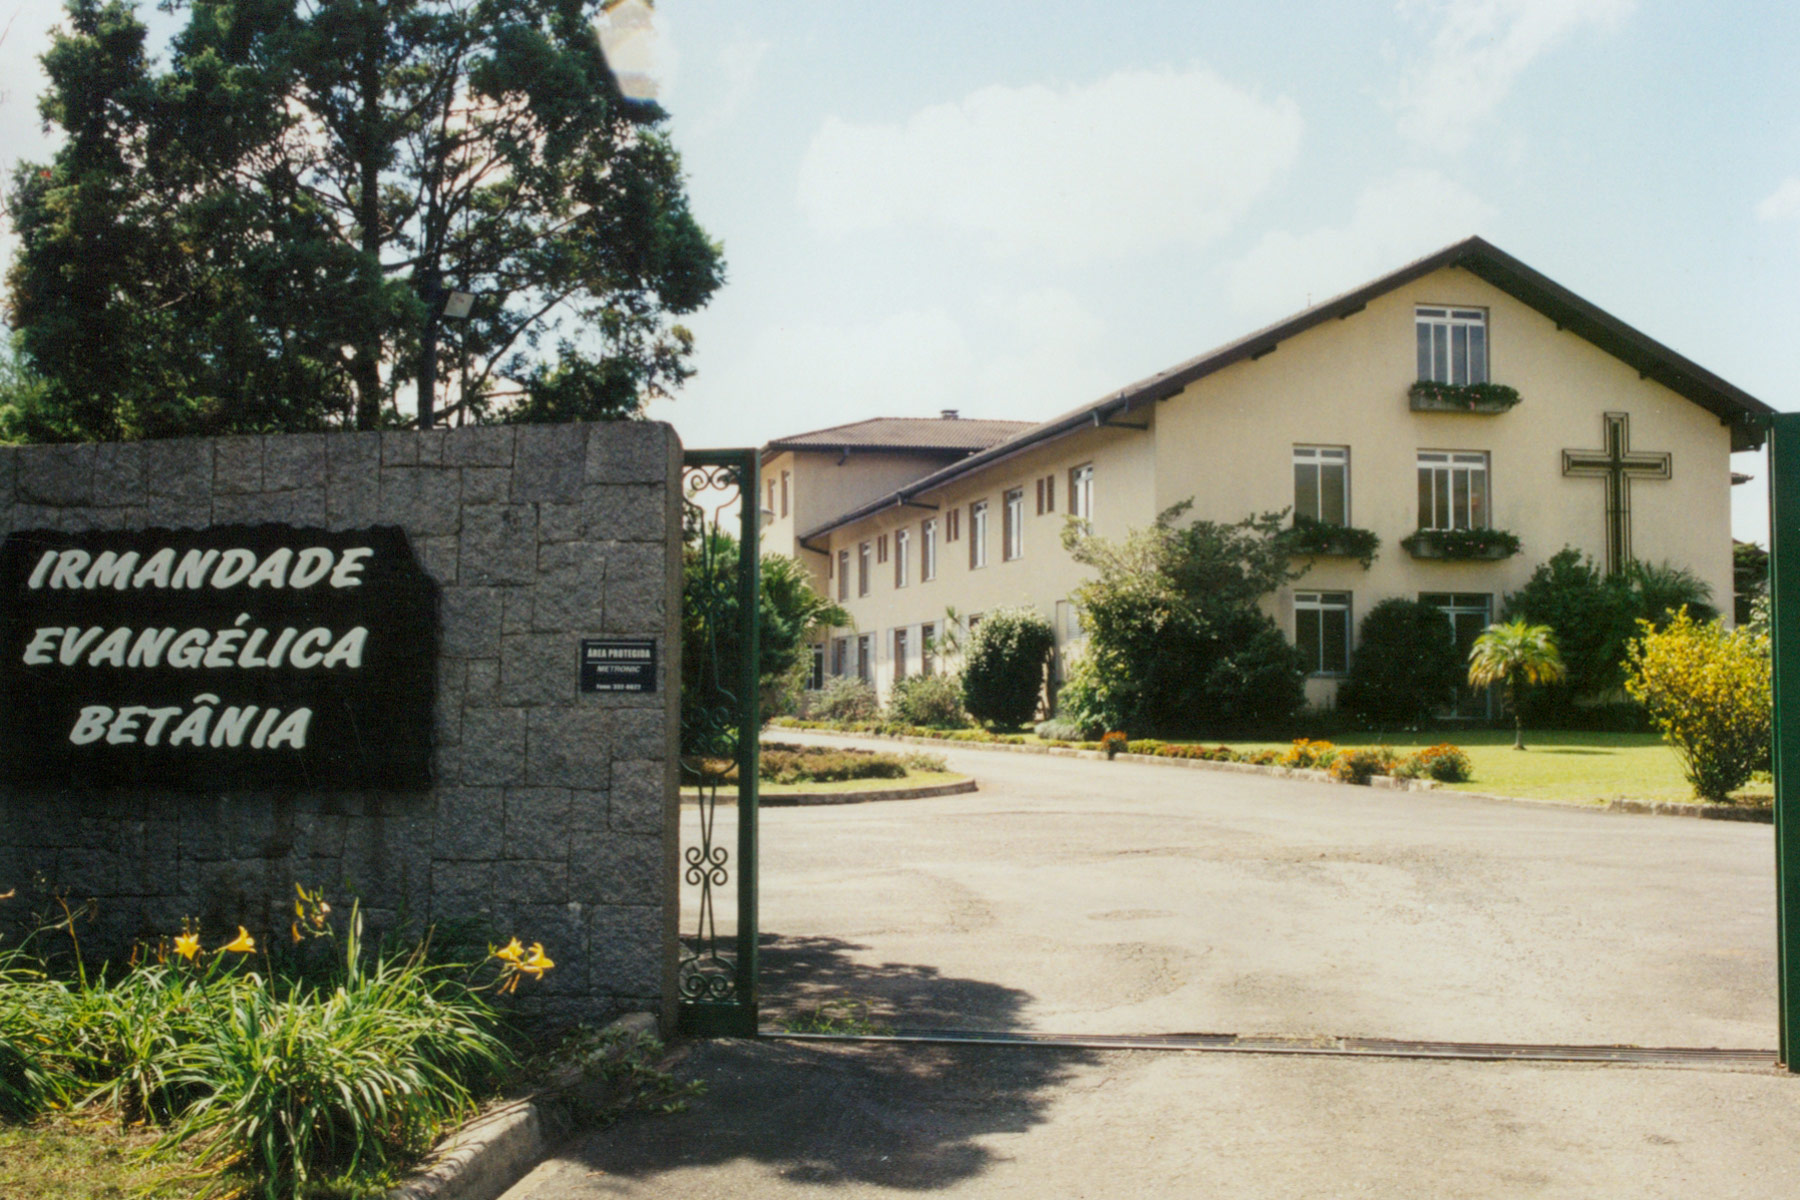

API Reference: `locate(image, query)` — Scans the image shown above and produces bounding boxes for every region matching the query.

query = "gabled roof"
[798,237,1774,542]
[763,415,1034,460]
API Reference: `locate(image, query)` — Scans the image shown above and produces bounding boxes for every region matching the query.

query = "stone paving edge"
[680,778,979,807]
[771,727,1773,824]
[385,1012,660,1200]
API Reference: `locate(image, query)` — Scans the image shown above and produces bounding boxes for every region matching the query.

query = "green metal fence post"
[1768,413,1800,1071]
[736,456,761,1025]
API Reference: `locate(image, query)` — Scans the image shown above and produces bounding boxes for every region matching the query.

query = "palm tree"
[1467,620,1568,750]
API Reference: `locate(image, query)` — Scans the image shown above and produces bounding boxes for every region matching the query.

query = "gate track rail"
[769,1028,1777,1070]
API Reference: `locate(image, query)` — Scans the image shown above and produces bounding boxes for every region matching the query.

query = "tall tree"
[5,0,723,440]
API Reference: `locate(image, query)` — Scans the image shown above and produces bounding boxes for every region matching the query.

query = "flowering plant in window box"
[1279,516,1380,569]
[1401,527,1522,560]
[1408,381,1522,413]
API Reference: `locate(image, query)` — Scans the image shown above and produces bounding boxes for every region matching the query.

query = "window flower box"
[1401,528,1521,561]
[1279,518,1380,569]
[1408,381,1521,414]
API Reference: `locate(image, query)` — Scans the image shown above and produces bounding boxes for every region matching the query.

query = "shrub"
[1329,746,1397,785]
[888,673,967,728]
[1053,652,1122,739]
[1279,739,1337,769]
[814,676,879,722]
[1100,731,1128,759]
[1625,609,1770,802]
[757,744,909,784]
[1398,743,1473,783]
[1034,717,1088,741]
[961,607,1056,727]
[1198,614,1307,732]
[1337,599,1462,727]
[1125,738,1166,755]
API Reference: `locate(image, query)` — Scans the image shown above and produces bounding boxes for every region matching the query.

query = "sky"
[3,0,1799,544]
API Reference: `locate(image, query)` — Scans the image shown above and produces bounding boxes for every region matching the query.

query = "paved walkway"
[507,736,1796,1199]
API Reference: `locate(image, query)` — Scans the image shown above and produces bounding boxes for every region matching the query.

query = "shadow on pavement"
[758,932,1030,1032]
[530,936,1092,1195]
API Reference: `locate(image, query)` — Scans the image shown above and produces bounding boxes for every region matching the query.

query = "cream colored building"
[761,238,1774,714]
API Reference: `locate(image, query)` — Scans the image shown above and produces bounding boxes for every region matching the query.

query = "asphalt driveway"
[746,731,1776,1049]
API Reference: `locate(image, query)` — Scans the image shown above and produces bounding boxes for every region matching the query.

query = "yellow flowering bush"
[1625,608,1771,802]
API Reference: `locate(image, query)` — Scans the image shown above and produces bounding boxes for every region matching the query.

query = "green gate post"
[1768,413,1800,1071]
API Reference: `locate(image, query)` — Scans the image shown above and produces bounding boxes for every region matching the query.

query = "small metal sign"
[580,638,657,693]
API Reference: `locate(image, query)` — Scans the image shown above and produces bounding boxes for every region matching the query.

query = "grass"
[684,769,967,798]
[0,1114,207,1200]
[1215,730,1767,806]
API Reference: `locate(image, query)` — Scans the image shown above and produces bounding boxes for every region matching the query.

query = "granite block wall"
[0,421,684,1028]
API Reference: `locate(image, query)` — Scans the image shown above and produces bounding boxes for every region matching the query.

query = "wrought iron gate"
[677,449,760,1036]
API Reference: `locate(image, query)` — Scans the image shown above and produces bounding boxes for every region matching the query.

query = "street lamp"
[418,287,475,429]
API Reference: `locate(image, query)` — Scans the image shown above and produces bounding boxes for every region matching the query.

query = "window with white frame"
[970,500,989,568]
[858,541,871,596]
[1293,446,1349,526]
[1415,307,1488,386]
[1417,451,1489,530]
[780,470,790,517]
[1069,464,1094,522]
[809,645,824,690]
[920,622,936,676]
[836,550,849,601]
[1295,591,1352,675]
[856,633,873,682]
[892,628,908,680]
[832,636,848,677]
[895,527,911,588]
[1003,488,1024,560]
[921,518,937,581]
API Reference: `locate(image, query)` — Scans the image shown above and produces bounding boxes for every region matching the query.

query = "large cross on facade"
[1561,411,1672,576]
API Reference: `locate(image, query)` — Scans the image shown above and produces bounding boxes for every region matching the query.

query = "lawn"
[1219,729,1768,806]
[0,1115,206,1200]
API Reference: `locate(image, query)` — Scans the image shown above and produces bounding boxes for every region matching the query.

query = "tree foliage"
[6,0,723,441]
[1625,609,1771,802]
[1337,598,1462,727]
[960,606,1055,727]
[1467,620,1567,750]
[1061,503,1306,735]
[1502,548,1716,715]
[680,532,847,752]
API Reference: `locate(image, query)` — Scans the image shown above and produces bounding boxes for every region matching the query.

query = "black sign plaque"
[580,639,657,693]
[0,525,438,791]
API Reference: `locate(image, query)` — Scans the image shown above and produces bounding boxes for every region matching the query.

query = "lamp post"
[418,285,475,430]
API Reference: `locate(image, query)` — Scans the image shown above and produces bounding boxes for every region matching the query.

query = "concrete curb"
[773,726,1775,823]
[682,778,978,806]
[384,1012,660,1200]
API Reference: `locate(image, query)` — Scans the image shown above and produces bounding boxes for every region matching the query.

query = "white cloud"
[1756,177,1800,224]
[797,66,1302,263]
[1225,169,1496,317]
[683,37,769,139]
[1393,0,1635,149]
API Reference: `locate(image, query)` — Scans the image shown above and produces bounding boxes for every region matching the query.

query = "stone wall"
[0,421,683,1027]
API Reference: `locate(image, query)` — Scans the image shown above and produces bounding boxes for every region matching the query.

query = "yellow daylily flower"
[519,943,555,976]
[173,933,200,961]
[221,926,256,954]
[493,938,524,964]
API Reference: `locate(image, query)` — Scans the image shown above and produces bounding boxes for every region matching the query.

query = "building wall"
[813,421,1158,694]
[762,447,962,568]
[0,422,684,1029]
[810,264,1736,712]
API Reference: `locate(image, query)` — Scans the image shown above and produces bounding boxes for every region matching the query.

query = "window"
[970,501,989,568]
[895,528,911,588]
[1421,593,1493,718]
[1293,446,1349,526]
[1069,464,1094,522]
[766,478,777,518]
[1295,591,1352,675]
[780,471,790,518]
[921,519,938,581]
[921,622,936,676]
[836,550,849,601]
[946,506,961,542]
[1416,307,1488,385]
[1417,451,1489,530]
[832,637,848,677]
[876,534,888,564]
[893,628,909,680]
[858,541,871,597]
[809,645,824,691]
[856,634,873,682]
[1003,488,1024,560]
[1036,475,1056,514]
